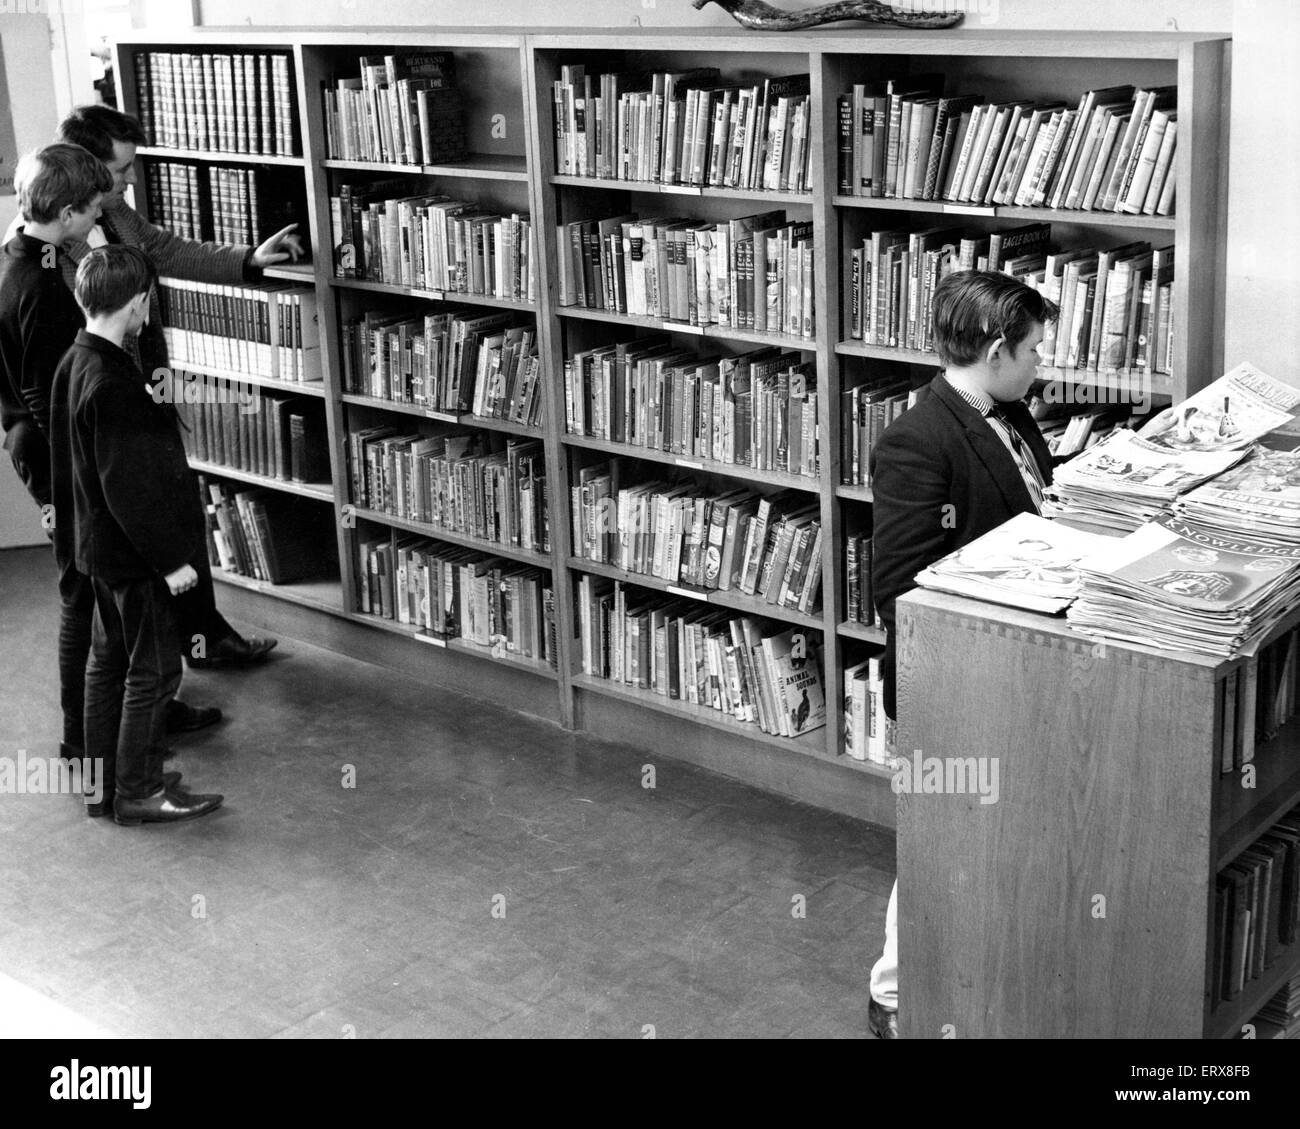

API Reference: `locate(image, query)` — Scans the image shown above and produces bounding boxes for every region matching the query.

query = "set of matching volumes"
[1213,804,1300,1007]
[844,533,878,627]
[850,225,1175,375]
[132,50,298,157]
[357,536,556,666]
[565,342,820,479]
[578,579,826,738]
[198,476,334,585]
[331,182,536,303]
[840,377,914,486]
[837,80,1177,215]
[176,383,330,485]
[158,279,321,382]
[350,428,550,555]
[842,656,897,766]
[554,66,812,193]
[1219,624,1300,777]
[145,163,268,245]
[340,311,542,425]
[324,51,465,165]
[557,210,814,338]
[571,468,824,616]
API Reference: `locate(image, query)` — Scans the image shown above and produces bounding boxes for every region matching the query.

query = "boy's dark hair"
[14,144,113,224]
[931,270,1060,368]
[58,104,147,164]
[75,245,157,318]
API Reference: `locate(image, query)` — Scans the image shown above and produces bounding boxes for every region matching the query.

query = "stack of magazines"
[914,512,1112,614]
[1172,446,1300,544]
[1067,513,1300,657]
[1045,363,1300,532]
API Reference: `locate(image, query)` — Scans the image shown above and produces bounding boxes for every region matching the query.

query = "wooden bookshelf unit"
[112,26,1229,827]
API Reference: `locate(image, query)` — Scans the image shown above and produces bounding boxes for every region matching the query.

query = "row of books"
[557,211,815,338]
[340,311,542,425]
[158,279,321,383]
[144,163,275,246]
[323,51,466,165]
[554,65,813,193]
[577,578,827,738]
[1218,624,1300,776]
[357,536,557,666]
[844,533,878,627]
[837,80,1177,215]
[565,342,820,479]
[572,469,824,615]
[198,476,335,585]
[1253,974,1300,1040]
[330,181,535,302]
[1213,804,1300,1007]
[176,387,329,485]
[1035,403,1138,460]
[350,429,550,554]
[132,50,298,157]
[840,377,915,487]
[843,654,897,766]
[850,225,1176,376]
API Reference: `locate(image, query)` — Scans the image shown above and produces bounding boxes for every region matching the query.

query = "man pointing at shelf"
[867,270,1061,1038]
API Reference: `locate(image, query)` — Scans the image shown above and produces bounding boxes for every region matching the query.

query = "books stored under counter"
[329,182,535,302]
[323,51,465,165]
[133,49,298,157]
[564,341,819,479]
[842,655,897,767]
[158,278,321,382]
[837,80,1177,215]
[355,536,556,668]
[197,475,336,584]
[571,468,823,616]
[555,66,811,193]
[557,210,814,338]
[349,428,550,555]
[340,311,542,425]
[577,577,826,739]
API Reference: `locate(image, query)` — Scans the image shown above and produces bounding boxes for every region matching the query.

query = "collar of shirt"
[942,371,996,416]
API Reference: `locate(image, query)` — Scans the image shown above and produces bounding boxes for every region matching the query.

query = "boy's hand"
[251,223,306,267]
[164,563,198,595]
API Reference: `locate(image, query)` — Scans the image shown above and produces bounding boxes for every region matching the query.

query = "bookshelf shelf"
[832,194,1176,231]
[320,154,529,181]
[350,505,551,568]
[836,620,886,645]
[1206,936,1300,1040]
[463,414,544,438]
[568,556,823,633]
[340,393,459,421]
[168,359,327,397]
[349,613,558,678]
[552,174,813,205]
[1213,721,1300,868]
[835,484,874,503]
[210,567,343,614]
[561,432,820,495]
[557,305,815,350]
[327,275,536,312]
[188,458,334,501]
[262,262,317,283]
[137,145,305,167]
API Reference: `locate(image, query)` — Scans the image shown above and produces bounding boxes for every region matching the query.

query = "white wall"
[0,12,63,548]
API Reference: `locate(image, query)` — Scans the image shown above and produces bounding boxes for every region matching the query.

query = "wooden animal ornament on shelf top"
[693,0,965,31]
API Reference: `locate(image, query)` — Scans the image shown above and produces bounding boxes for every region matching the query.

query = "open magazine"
[915,512,1114,613]
[1137,362,1300,453]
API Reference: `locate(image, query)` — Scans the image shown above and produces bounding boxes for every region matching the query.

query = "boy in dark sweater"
[50,245,223,825]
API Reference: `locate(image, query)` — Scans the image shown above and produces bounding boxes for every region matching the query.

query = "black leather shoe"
[165,699,223,734]
[188,633,277,669]
[86,771,182,817]
[868,998,899,1040]
[113,786,224,826]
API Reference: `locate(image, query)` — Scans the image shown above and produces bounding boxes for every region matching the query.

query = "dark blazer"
[870,375,1054,718]
[50,330,202,584]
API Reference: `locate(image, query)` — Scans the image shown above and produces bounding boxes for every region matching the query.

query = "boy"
[50,244,223,825]
[867,270,1061,1037]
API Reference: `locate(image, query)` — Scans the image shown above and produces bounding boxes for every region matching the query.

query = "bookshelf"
[113,26,1229,826]
[896,588,1300,1038]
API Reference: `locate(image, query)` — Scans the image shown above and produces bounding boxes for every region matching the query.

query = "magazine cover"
[762,629,826,735]
[1176,446,1300,525]
[1053,428,1248,497]
[1137,362,1300,453]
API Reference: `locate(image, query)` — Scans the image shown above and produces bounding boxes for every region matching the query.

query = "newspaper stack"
[1173,445,1300,544]
[1067,513,1300,657]
[1045,363,1300,532]
[915,512,1114,614]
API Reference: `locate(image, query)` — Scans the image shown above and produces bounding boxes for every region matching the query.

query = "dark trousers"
[85,574,182,801]
[6,418,52,509]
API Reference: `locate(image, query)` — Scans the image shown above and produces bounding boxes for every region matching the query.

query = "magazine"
[1137,362,1300,453]
[1173,445,1300,536]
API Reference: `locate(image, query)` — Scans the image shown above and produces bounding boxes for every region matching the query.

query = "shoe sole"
[113,799,224,827]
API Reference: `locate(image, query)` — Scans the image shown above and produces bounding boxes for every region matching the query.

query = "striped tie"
[988,404,1045,513]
